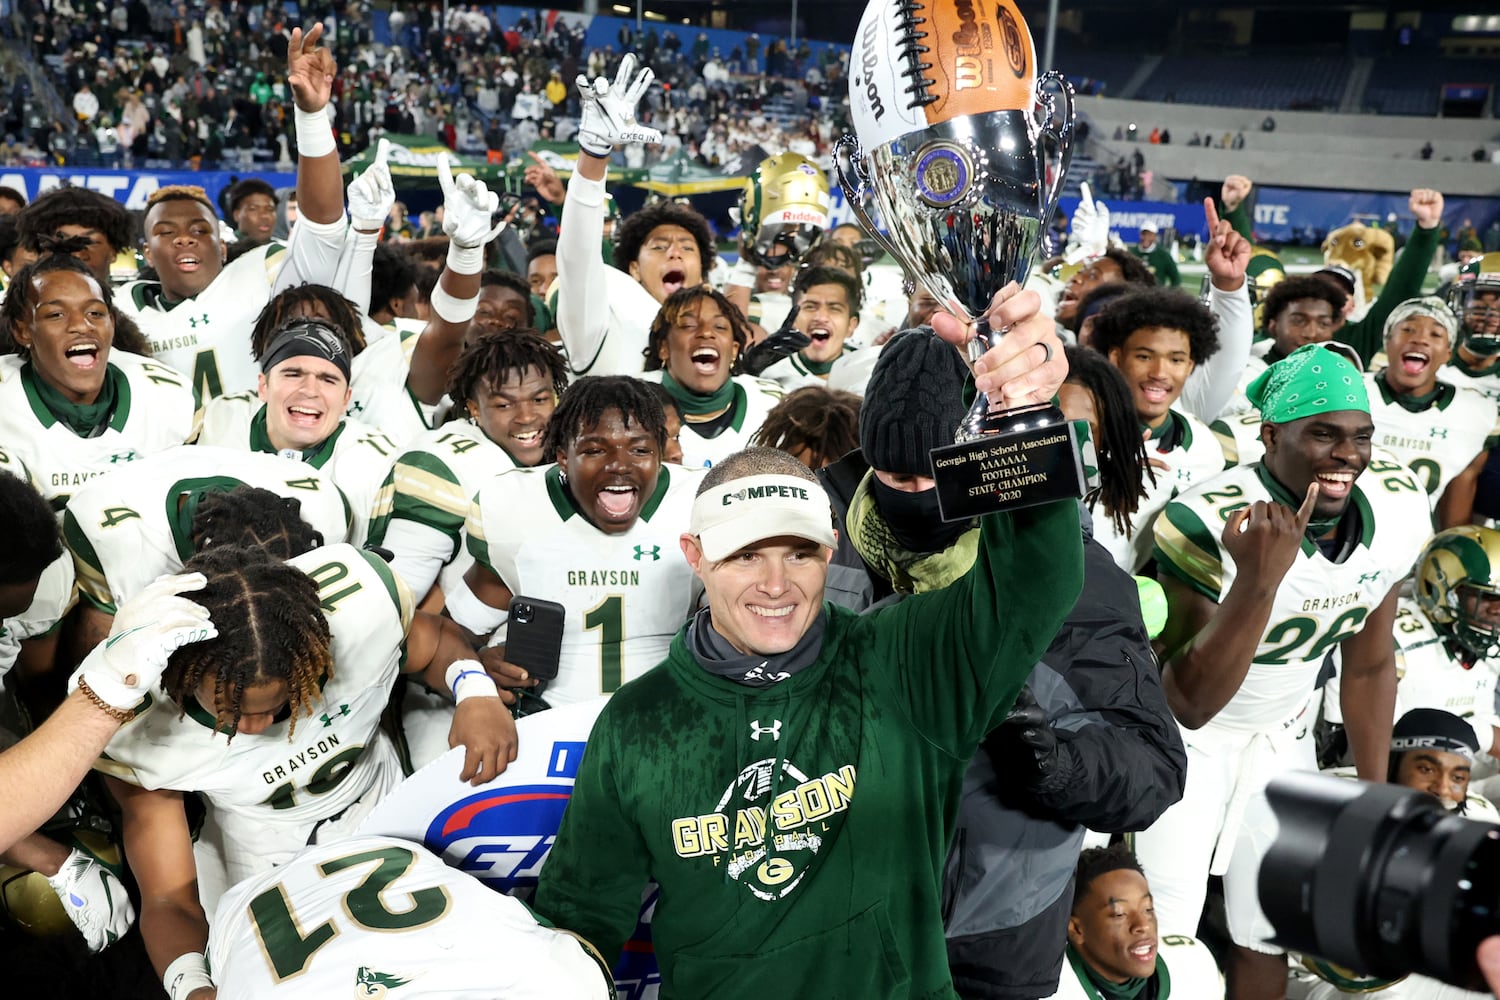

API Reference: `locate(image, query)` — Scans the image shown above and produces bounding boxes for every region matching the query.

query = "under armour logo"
[107,450,139,464]
[633,544,660,561]
[750,719,782,741]
[188,313,210,328]
[1430,427,1449,439]
[320,704,350,727]
[1358,572,1382,585]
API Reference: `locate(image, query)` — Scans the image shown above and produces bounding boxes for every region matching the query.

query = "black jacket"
[817,454,1185,999]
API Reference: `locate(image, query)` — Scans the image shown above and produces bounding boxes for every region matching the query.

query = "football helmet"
[1246,247,1287,329]
[1448,252,1500,357]
[738,152,829,268]
[1414,525,1500,662]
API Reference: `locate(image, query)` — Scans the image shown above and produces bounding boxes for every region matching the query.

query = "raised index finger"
[1203,196,1220,234]
[373,137,391,169]
[436,152,456,199]
[1295,481,1321,529]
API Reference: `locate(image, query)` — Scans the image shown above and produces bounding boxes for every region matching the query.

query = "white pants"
[1133,717,1317,950]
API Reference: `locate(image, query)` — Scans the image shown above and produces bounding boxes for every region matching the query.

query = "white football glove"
[347,137,395,232]
[46,848,135,952]
[77,572,216,710]
[575,52,662,158]
[1064,182,1111,265]
[436,153,505,251]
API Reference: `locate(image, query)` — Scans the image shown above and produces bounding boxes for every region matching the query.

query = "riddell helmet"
[1297,954,1406,994]
[0,829,122,938]
[739,152,830,268]
[1414,525,1500,661]
[1448,252,1500,357]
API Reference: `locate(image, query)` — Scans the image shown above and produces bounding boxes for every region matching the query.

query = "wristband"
[728,257,758,289]
[294,105,336,159]
[445,240,486,275]
[445,659,499,703]
[429,282,478,325]
[164,952,213,1000]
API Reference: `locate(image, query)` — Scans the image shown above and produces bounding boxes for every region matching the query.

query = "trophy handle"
[833,134,911,270]
[1034,71,1077,227]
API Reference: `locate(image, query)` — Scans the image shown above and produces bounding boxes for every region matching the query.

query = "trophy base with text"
[930,403,1086,521]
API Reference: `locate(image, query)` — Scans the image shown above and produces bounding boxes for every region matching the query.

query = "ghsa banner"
[359,698,660,1000]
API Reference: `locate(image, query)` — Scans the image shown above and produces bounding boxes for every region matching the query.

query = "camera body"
[1260,771,1500,992]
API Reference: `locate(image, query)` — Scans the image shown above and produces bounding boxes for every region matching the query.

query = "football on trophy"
[849,0,1038,146]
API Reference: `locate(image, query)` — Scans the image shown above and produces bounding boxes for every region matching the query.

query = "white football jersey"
[62,445,351,612]
[1095,408,1229,574]
[89,544,414,839]
[367,420,519,600]
[1045,936,1224,999]
[117,244,283,399]
[347,319,443,447]
[1392,598,1500,762]
[758,344,858,393]
[1440,357,1500,401]
[1210,409,1267,468]
[1154,459,1430,732]
[1366,373,1500,509]
[0,352,199,511]
[197,393,398,544]
[206,835,612,1000]
[465,463,703,706]
[637,372,785,469]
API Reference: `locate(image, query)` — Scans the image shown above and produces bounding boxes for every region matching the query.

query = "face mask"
[871,477,970,553]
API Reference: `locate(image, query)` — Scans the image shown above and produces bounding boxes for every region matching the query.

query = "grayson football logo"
[671,757,857,901]
[425,783,575,893]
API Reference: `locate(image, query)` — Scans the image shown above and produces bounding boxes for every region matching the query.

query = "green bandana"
[249,405,343,467]
[22,360,121,436]
[1246,343,1368,424]
[1065,944,1155,1000]
[661,371,737,417]
[845,470,979,594]
[798,352,836,376]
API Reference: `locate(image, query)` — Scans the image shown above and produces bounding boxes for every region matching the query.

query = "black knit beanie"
[859,327,971,475]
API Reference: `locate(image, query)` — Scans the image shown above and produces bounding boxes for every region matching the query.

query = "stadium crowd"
[6,10,1500,1000]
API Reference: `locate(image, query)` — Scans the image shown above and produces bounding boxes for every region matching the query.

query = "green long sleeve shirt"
[534,499,1084,999]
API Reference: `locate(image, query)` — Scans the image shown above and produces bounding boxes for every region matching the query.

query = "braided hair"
[16,186,135,256]
[542,375,667,461]
[190,486,326,559]
[0,255,116,356]
[250,284,366,359]
[750,386,862,470]
[162,546,333,739]
[642,285,751,374]
[446,328,568,406]
[1064,346,1150,538]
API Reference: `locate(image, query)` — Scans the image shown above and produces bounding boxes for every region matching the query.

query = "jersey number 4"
[248,846,451,981]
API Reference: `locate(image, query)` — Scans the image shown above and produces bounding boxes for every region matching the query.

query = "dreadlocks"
[161,546,332,739]
[1064,346,1151,538]
[542,375,667,461]
[750,386,862,470]
[250,284,366,359]
[16,186,135,257]
[190,486,326,559]
[446,328,568,405]
[0,255,117,355]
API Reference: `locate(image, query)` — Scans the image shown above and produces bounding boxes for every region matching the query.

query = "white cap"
[690,474,837,561]
[1139,221,1158,234]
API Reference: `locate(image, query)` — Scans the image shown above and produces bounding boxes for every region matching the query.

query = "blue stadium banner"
[0,167,297,212]
[1248,187,1500,243]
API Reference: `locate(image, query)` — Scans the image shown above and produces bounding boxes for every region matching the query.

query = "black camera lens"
[1261,771,1500,992]
[512,603,533,624]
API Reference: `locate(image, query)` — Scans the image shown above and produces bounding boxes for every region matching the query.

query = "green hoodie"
[534,499,1083,998]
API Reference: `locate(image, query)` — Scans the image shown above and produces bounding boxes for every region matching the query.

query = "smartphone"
[505,596,566,690]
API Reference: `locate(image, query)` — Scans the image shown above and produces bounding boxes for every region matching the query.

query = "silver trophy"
[835,72,1087,519]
